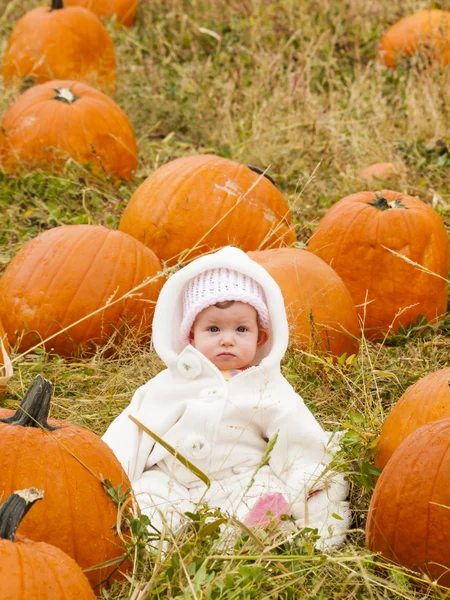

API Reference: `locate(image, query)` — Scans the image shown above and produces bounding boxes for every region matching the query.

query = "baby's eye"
[209,326,219,332]
[236,326,247,333]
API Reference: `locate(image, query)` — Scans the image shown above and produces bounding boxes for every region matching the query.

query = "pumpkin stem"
[368,192,408,210]
[247,165,277,186]
[0,375,57,430]
[0,489,44,542]
[53,88,79,104]
[50,0,64,10]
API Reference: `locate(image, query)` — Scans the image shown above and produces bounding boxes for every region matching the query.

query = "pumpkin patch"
[0,0,448,596]
[2,0,116,92]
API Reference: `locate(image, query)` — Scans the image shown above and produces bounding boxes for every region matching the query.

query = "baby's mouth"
[218,352,235,357]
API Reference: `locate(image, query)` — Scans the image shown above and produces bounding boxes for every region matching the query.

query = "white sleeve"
[102,380,154,481]
[262,378,332,488]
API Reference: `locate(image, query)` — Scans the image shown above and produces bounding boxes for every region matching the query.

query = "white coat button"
[182,434,211,460]
[176,353,202,379]
[199,386,224,400]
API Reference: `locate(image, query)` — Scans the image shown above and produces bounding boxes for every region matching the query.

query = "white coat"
[103,247,350,548]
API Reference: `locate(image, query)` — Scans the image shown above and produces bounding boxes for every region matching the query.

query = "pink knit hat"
[180,268,270,345]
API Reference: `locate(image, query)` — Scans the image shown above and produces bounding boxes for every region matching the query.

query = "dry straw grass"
[0,0,449,597]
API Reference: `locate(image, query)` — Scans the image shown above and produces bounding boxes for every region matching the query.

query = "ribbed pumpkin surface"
[0,225,164,356]
[0,81,137,180]
[248,248,360,357]
[1,535,96,599]
[308,190,449,340]
[2,4,116,92]
[0,412,131,590]
[375,367,450,470]
[119,154,296,264]
[64,0,138,27]
[367,418,450,586]
[378,10,450,68]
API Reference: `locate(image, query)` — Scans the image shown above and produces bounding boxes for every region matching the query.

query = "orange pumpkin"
[378,10,450,68]
[0,488,96,599]
[0,376,133,590]
[2,0,116,92]
[367,418,450,586]
[0,225,165,356]
[358,162,404,182]
[64,0,138,27]
[375,367,450,470]
[248,248,360,357]
[0,80,138,180]
[307,190,449,340]
[119,154,296,265]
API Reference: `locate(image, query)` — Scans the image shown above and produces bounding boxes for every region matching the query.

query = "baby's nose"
[221,331,235,345]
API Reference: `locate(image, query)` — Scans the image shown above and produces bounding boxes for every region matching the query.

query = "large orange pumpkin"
[0,376,133,590]
[0,80,138,181]
[307,190,449,340]
[0,488,96,599]
[64,0,138,27]
[119,155,297,264]
[0,225,165,356]
[375,367,450,470]
[2,0,116,92]
[378,10,450,68]
[248,248,360,357]
[367,418,450,586]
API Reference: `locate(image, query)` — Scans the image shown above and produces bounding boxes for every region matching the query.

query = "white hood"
[152,246,289,369]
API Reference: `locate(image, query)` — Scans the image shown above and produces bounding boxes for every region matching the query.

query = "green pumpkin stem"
[0,375,57,430]
[50,0,64,11]
[0,489,44,542]
[368,192,407,210]
[368,192,390,211]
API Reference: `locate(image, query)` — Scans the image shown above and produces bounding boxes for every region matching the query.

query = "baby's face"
[190,302,268,370]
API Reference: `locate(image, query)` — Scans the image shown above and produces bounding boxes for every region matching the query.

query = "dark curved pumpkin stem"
[0,375,57,430]
[247,165,277,186]
[0,489,44,542]
[50,0,64,11]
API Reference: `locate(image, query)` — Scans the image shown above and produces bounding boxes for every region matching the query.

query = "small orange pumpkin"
[358,162,404,182]
[307,190,449,340]
[375,367,450,470]
[0,488,96,599]
[64,0,138,27]
[2,0,116,92]
[119,154,296,264]
[378,10,450,68]
[0,376,133,590]
[0,225,165,356]
[367,418,450,586]
[0,80,138,180]
[248,248,360,357]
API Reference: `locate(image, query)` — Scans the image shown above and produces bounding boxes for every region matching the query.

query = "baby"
[103,246,350,549]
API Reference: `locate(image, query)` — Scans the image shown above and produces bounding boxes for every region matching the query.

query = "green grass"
[0,0,449,598]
